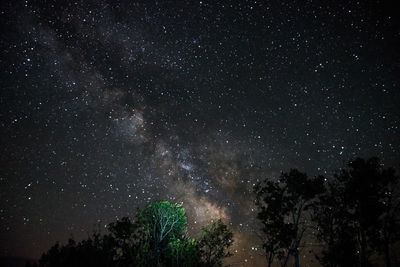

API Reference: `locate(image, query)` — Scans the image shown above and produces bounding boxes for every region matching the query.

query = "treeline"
[29,202,233,267]
[254,157,400,267]
[29,157,399,267]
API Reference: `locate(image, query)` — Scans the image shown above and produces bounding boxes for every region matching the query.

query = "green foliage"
[38,200,233,267]
[137,201,188,266]
[36,157,400,267]
[140,201,188,245]
[199,219,234,267]
[165,237,200,267]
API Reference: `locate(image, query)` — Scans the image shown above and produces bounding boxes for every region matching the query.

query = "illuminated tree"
[38,201,234,267]
[165,237,200,267]
[138,201,188,266]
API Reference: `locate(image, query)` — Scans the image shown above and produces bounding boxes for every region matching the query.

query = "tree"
[165,237,200,267]
[139,201,188,266]
[38,200,234,267]
[312,179,359,267]
[338,158,399,267]
[38,236,113,267]
[254,169,325,267]
[198,219,233,267]
[372,166,400,267]
[312,157,400,267]
[107,216,145,265]
[254,180,292,267]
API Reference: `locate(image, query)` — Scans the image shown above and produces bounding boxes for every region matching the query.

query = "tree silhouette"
[35,157,399,267]
[312,157,400,267]
[39,235,114,267]
[254,169,325,267]
[198,219,234,267]
[312,178,359,267]
[372,165,400,267]
[37,200,233,267]
[107,216,145,265]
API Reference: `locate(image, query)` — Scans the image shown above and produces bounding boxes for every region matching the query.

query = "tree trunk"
[267,251,274,267]
[384,240,391,267]
[360,230,367,267]
[282,250,290,267]
[294,250,300,267]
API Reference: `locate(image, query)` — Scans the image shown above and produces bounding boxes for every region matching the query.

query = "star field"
[1,0,399,265]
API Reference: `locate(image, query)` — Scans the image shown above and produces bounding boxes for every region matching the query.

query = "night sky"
[1,0,399,265]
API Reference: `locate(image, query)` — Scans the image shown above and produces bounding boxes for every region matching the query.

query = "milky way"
[1,0,399,265]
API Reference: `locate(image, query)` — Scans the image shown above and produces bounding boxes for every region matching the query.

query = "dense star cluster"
[0,0,399,265]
